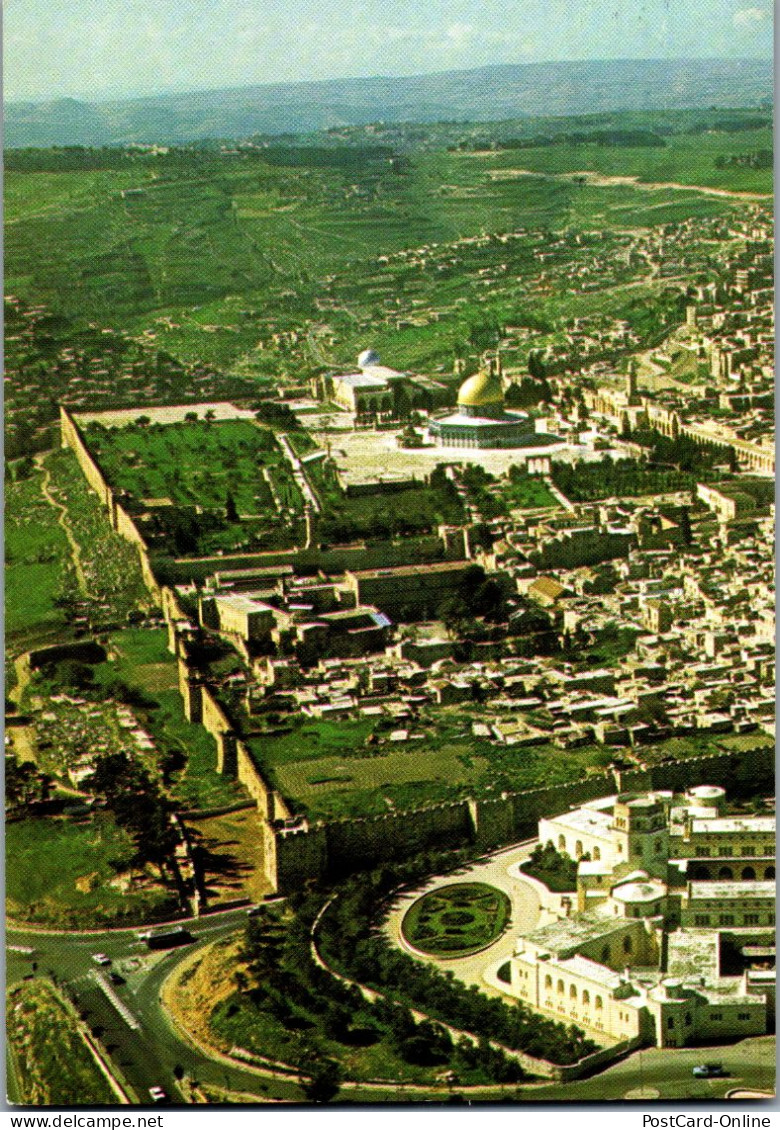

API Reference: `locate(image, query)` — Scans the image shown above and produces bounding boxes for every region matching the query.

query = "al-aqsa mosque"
[429,362,546,449]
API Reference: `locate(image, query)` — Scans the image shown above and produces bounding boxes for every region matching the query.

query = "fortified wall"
[60,404,774,896]
[169,630,773,894]
[159,528,468,587]
[59,407,162,603]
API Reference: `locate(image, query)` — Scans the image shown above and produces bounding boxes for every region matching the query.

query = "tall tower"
[625,360,639,406]
[611,794,669,880]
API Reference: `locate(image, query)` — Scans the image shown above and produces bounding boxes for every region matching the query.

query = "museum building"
[503,787,775,1048]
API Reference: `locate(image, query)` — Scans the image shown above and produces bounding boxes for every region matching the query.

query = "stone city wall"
[269,747,773,892]
[159,531,462,586]
[60,407,162,605]
[60,407,114,509]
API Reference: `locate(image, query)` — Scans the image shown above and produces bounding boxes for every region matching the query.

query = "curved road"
[6,907,304,1105]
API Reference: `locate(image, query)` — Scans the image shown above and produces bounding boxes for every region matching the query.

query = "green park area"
[5,466,74,647]
[81,418,303,555]
[82,419,291,511]
[401,883,512,956]
[7,980,118,1106]
[5,813,176,928]
[246,705,746,820]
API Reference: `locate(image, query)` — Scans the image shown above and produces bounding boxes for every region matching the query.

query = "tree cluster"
[6,758,53,816]
[85,753,177,871]
[311,855,598,1066]
[522,843,580,892]
[220,898,526,1098]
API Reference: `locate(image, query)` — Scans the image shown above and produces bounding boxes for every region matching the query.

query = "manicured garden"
[401,882,512,956]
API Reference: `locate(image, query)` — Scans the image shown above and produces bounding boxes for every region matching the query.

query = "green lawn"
[5,469,73,645]
[401,882,512,956]
[502,475,559,510]
[5,814,176,927]
[95,628,244,811]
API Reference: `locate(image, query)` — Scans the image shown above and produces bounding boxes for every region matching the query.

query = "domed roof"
[458,368,504,409]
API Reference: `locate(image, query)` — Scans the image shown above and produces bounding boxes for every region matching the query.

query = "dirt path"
[36,454,90,598]
[488,166,772,201]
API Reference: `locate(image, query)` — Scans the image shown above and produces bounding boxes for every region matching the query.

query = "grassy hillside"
[4,111,771,382]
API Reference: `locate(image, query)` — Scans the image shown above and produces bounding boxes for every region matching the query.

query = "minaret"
[625,360,639,406]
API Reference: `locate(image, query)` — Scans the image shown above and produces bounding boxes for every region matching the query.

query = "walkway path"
[488,166,772,202]
[277,432,321,513]
[36,453,90,597]
[543,475,575,513]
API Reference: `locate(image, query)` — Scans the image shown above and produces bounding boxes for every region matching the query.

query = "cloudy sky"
[5,0,773,102]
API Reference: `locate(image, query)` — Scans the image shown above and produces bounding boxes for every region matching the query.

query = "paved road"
[523,1037,776,1102]
[6,907,303,1105]
[384,839,545,995]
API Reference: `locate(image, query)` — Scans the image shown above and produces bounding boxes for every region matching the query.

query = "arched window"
[593,846,601,861]
[623,935,633,954]
[765,865,775,880]
[667,1016,675,1030]
[558,835,566,852]
[718,866,733,879]
[582,990,590,1006]
[575,840,583,859]
[557,979,564,995]
[685,1013,692,1026]
[545,974,552,989]
[570,984,577,999]
[595,996,603,1010]
[742,866,756,880]
[692,864,710,880]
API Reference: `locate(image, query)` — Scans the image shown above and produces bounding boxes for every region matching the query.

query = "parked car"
[91,953,111,966]
[692,1063,726,1078]
[148,1086,168,1104]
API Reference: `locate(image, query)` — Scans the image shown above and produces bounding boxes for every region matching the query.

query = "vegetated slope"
[5,58,772,147]
[6,114,764,354]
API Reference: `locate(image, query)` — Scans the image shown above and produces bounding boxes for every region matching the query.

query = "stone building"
[503,787,774,1048]
[429,364,553,450]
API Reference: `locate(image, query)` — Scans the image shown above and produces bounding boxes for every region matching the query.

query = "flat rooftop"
[542,806,613,837]
[691,817,775,834]
[348,561,469,580]
[522,913,634,957]
[688,880,775,900]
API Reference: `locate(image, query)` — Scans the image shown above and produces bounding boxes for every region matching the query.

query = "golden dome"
[458,368,504,409]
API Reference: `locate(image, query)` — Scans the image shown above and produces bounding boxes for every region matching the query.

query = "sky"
[4,0,774,103]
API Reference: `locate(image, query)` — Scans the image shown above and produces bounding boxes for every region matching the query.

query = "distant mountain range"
[5,58,773,148]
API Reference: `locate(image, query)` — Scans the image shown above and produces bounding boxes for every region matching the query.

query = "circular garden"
[401,882,511,957]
